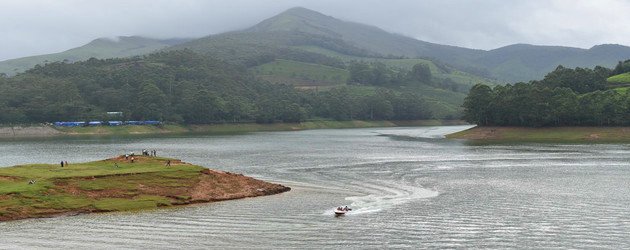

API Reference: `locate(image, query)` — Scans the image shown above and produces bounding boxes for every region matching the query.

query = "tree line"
[462,64,630,127]
[347,61,470,92]
[0,50,431,124]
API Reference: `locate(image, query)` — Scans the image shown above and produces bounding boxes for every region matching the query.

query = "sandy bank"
[0,126,61,138]
[446,126,630,141]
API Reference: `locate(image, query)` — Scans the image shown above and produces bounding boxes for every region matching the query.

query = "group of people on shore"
[121,149,159,164]
[142,149,157,157]
[60,160,68,167]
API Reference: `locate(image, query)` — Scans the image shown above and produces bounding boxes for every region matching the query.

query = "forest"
[463,60,630,127]
[0,50,432,124]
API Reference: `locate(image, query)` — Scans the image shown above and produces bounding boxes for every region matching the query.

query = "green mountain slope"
[608,73,630,85]
[4,7,630,84]
[174,7,630,83]
[166,7,497,118]
[477,44,630,82]
[0,36,190,76]
[251,59,350,88]
[246,7,484,65]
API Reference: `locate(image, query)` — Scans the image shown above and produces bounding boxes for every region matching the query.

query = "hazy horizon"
[1,0,629,61]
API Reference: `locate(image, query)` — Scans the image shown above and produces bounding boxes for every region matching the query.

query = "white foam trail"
[325,183,438,216]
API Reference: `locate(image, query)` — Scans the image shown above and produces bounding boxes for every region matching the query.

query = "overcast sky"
[1,0,629,61]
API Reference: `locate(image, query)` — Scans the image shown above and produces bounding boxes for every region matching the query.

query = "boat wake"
[326,182,438,216]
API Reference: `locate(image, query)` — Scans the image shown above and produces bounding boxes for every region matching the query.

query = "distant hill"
[5,6,630,84]
[476,44,630,82]
[172,7,630,83]
[245,7,484,65]
[169,7,495,88]
[0,36,190,76]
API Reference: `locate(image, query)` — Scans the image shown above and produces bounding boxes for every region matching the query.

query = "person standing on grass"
[165,160,171,167]
[60,161,64,167]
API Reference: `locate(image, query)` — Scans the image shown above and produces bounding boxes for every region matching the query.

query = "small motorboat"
[334,206,352,216]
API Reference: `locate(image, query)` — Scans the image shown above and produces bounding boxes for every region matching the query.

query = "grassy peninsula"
[0,156,289,222]
[446,126,630,142]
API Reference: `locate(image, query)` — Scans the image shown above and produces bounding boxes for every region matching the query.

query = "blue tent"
[126,121,143,125]
[108,121,123,126]
[54,121,85,127]
[143,120,161,125]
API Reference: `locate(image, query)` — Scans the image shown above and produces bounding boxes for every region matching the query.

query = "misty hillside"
[170,7,484,71]
[172,7,630,83]
[169,7,494,87]
[246,7,484,65]
[4,6,630,84]
[477,43,630,82]
[0,36,190,76]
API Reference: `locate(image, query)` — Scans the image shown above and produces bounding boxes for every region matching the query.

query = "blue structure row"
[53,120,161,127]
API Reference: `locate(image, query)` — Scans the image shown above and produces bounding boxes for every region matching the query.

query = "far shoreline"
[0,120,467,139]
[446,126,630,142]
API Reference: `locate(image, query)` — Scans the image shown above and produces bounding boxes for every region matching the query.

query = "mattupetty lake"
[1,125,629,248]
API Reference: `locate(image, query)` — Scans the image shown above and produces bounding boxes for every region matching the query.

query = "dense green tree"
[135,82,168,120]
[463,84,494,125]
[0,50,434,125]
[463,79,630,127]
[611,60,630,75]
[537,65,607,94]
[409,63,432,83]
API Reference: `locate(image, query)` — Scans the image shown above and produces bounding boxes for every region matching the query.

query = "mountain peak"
[247,7,339,35]
[282,7,324,16]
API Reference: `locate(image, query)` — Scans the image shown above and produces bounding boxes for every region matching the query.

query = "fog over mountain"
[1,0,629,61]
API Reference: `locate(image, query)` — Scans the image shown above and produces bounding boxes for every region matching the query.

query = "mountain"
[5,6,630,84]
[246,7,484,64]
[476,43,630,82]
[170,7,484,69]
[0,36,191,76]
[172,7,630,83]
[168,7,494,117]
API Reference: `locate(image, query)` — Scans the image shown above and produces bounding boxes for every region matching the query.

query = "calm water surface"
[1,125,629,249]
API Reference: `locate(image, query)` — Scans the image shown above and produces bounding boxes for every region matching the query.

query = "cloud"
[0,0,629,60]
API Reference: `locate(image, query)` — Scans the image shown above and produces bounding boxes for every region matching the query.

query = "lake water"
[1,125,629,249]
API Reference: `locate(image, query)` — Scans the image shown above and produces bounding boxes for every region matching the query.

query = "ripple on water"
[1,126,630,248]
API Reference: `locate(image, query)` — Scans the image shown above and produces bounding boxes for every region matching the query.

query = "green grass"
[93,196,171,211]
[0,156,206,220]
[0,160,203,179]
[613,87,630,94]
[0,179,51,195]
[251,59,349,86]
[32,195,94,210]
[608,73,630,84]
[0,155,291,221]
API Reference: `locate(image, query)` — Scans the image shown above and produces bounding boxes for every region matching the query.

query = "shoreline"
[446,126,630,142]
[0,120,467,139]
[0,156,290,222]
